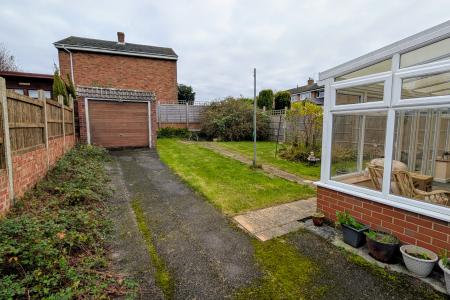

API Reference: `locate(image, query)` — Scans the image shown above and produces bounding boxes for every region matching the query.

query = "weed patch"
[0,145,137,299]
[235,238,324,299]
[132,199,174,299]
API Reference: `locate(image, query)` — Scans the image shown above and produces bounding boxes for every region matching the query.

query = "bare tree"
[0,43,18,72]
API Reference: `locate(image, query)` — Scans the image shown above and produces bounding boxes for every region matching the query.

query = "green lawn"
[216,141,321,180]
[157,139,315,215]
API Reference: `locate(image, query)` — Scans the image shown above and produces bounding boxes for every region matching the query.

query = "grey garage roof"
[77,86,155,102]
[54,36,177,60]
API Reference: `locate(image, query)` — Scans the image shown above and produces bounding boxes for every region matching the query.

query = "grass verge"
[131,198,174,299]
[0,145,137,299]
[216,141,321,180]
[157,139,315,215]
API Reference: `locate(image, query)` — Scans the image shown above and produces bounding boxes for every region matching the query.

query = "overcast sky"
[1,0,449,100]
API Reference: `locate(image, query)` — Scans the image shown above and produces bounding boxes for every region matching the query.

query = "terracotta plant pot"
[366,231,399,263]
[400,245,437,277]
[312,212,325,226]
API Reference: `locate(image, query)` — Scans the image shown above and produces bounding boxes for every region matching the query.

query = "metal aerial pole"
[253,68,257,167]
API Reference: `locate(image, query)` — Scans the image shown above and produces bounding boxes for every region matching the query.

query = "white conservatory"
[317,20,450,251]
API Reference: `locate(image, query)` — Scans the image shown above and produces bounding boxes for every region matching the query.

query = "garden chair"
[367,164,383,191]
[367,159,407,192]
[393,170,450,206]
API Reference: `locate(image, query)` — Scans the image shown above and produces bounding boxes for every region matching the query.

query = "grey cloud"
[1,0,449,100]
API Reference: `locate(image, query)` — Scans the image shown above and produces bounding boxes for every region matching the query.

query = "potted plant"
[312,212,325,226]
[336,211,369,248]
[365,231,399,263]
[400,245,438,277]
[439,250,450,294]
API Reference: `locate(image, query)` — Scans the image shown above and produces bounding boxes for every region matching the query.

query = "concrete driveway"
[107,148,260,299]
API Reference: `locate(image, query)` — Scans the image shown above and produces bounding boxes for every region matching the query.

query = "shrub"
[0,145,135,299]
[257,89,274,109]
[157,127,190,138]
[274,91,291,110]
[287,101,322,147]
[200,97,270,141]
[279,143,321,163]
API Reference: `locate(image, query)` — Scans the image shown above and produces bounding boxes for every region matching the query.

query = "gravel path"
[109,148,260,299]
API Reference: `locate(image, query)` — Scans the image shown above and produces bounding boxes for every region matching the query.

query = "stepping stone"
[233,197,316,241]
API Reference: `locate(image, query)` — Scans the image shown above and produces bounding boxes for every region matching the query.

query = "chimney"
[307,78,314,85]
[117,32,125,44]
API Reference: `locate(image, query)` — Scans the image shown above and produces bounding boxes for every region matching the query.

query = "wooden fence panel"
[6,91,45,151]
[64,106,74,135]
[46,100,63,138]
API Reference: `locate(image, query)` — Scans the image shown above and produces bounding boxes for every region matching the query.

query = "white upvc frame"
[319,37,450,222]
[330,71,392,111]
[392,59,450,107]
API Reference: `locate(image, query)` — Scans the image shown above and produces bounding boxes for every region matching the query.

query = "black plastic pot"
[366,234,399,263]
[341,224,369,248]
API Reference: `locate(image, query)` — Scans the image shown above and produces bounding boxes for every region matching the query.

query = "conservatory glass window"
[336,82,384,105]
[335,59,392,81]
[390,108,450,207]
[400,37,450,68]
[330,112,387,191]
[401,71,450,99]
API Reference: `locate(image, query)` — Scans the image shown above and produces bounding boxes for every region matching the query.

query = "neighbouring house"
[288,78,324,105]
[0,71,53,99]
[317,21,450,253]
[54,32,178,148]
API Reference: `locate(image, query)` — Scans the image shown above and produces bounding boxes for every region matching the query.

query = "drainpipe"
[62,46,75,85]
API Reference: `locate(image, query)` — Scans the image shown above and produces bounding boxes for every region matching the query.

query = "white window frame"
[320,46,450,222]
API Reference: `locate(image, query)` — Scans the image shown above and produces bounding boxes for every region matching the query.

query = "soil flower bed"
[0,145,136,299]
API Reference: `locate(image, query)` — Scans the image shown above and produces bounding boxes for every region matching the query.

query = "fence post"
[283,106,287,143]
[0,78,14,205]
[39,90,49,169]
[157,101,161,129]
[186,101,189,129]
[58,95,66,152]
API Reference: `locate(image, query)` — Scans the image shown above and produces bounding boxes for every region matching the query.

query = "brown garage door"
[88,100,149,148]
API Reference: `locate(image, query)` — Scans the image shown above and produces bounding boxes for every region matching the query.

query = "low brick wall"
[317,186,450,253]
[0,135,75,215]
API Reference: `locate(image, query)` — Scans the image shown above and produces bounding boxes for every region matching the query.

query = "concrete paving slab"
[233,197,316,241]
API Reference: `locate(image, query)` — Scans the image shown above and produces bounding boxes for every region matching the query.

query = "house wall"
[58,50,177,102]
[317,186,450,253]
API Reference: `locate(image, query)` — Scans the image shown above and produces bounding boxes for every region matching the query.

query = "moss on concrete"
[132,199,174,299]
[235,238,326,299]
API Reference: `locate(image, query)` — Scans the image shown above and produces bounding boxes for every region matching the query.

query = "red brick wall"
[0,135,76,215]
[0,170,10,216]
[317,186,450,253]
[77,97,156,147]
[58,50,177,102]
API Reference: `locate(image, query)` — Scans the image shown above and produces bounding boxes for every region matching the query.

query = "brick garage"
[55,32,177,148]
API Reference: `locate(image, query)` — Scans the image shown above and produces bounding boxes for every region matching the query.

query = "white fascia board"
[319,20,450,81]
[54,44,178,61]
